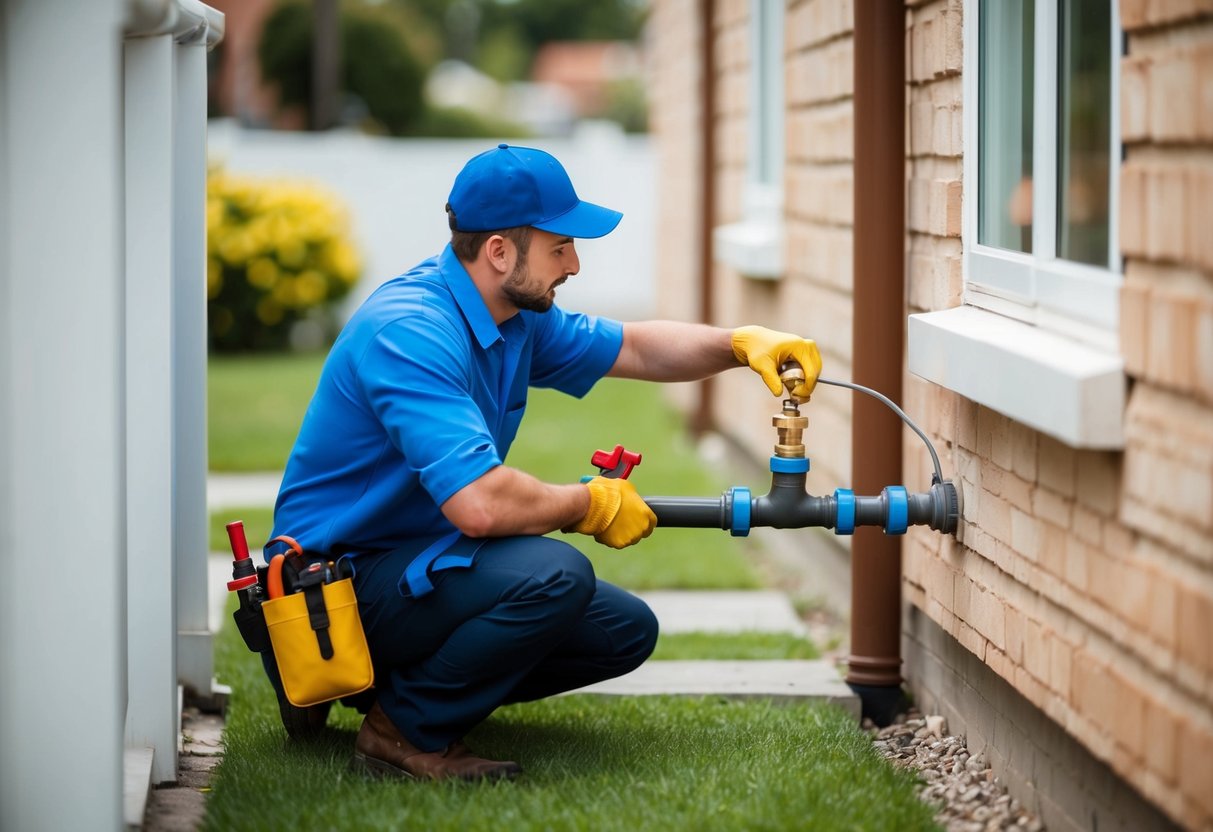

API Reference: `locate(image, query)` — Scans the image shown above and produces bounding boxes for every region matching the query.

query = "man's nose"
[567,246,580,275]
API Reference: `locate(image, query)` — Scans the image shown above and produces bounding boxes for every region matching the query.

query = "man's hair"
[450,225,533,263]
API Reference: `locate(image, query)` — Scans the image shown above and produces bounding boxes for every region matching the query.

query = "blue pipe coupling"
[834,488,855,535]
[883,485,908,535]
[729,486,751,537]
[832,485,910,535]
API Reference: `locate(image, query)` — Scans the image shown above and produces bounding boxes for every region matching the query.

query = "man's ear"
[483,234,512,276]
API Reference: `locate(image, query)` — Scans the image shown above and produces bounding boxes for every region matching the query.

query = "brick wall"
[703,0,858,497]
[707,0,775,455]
[648,0,702,329]
[902,2,1213,830]
[650,0,856,494]
[779,0,855,494]
[647,0,704,412]
[650,1,1213,825]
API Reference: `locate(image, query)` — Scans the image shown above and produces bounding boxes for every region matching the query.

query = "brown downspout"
[848,1,907,723]
[693,0,717,435]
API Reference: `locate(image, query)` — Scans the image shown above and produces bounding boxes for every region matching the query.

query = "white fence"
[207,122,658,324]
[0,1,223,829]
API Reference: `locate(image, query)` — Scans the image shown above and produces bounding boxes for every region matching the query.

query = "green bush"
[409,104,531,139]
[605,77,649,133]
[257,2,310,110]
[207,169,361,352]
[258,0,425,135]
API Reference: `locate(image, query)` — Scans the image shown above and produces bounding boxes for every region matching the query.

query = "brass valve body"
[772,402,808,458]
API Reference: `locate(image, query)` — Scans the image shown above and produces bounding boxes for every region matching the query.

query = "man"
[266,143,822,781]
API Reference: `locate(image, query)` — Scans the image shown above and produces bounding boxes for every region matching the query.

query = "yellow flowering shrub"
[207,169,362,351]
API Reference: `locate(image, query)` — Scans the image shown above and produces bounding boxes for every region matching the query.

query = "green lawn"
[208,351,326,472]
[651,631,819,661]
[205,602,937,832]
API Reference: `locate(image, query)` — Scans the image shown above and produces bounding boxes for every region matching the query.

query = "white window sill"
[713,217,784,280]
[908,306,1125,449]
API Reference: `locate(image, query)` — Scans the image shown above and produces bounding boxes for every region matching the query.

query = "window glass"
[1057,0,1112,267]
[750,0,783,192]
[978,0,1035,254]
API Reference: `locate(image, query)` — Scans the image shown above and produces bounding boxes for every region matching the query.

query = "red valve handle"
[591,444,643,479]
[226,521,259,592]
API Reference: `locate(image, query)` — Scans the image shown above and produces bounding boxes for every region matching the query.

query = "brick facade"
[649,0,1213,829]
[908,4,1213,829]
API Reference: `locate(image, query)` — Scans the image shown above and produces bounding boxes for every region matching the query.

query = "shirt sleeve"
[528,307,624,398]
[355,314,500,507]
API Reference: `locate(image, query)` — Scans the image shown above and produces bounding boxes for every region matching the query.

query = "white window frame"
[713,0,785,280]
[963,0,1123,349]
[909,0,1126,449]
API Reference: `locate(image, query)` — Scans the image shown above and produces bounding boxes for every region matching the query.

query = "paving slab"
[636,590,807,635]
[208,471,281,511]
[568,659,860,718]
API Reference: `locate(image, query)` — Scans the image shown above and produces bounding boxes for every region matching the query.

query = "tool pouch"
[262,536,374,708]
[233,586,271,654]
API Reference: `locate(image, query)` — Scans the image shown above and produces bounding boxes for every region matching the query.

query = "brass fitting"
[771,360,809,457]
[772,402,809,458]
[779,361,809,406]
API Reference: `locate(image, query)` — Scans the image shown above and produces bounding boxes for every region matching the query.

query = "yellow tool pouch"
[262,536,374,708]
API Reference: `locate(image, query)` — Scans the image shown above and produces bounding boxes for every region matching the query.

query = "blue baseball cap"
[446,144,622,239]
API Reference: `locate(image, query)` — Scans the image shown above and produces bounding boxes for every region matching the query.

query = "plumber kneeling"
[260,143,823,781]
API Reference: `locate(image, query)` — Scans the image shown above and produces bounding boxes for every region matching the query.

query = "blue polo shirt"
[267,244,624,565]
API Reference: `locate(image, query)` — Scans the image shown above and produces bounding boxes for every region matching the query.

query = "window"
[749,0,784,211]
[713,0,785,279]
[965,0,1120,346]
[908,0,1125,449]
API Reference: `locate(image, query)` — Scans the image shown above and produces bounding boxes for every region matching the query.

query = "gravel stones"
[865,712,1045,832]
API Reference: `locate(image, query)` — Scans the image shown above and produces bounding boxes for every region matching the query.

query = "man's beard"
[502,259,561,313]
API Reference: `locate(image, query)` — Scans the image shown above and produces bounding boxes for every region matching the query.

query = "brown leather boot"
[352,703,522,781]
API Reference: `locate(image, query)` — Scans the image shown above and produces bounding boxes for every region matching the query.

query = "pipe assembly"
[638,363,960,539]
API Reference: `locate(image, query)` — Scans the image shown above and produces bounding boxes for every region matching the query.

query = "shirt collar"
[438,244,503,350]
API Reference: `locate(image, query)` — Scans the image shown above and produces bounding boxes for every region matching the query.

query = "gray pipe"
[645,496,727,528]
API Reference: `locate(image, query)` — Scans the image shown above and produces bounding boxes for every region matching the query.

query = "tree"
[387,0,648,81]
[259,1,427,135]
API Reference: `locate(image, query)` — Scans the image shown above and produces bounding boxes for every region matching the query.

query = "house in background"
[647,1,1212,830]
[207,0,281,126]
[530,40,644,118]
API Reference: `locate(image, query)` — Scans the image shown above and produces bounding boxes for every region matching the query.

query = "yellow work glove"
[731,325,823,399]
[566,476,657,549]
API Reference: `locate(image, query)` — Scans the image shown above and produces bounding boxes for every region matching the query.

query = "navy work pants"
[351,535,658,751]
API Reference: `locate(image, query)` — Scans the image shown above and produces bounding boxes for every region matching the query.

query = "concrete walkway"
[207,471,281,512]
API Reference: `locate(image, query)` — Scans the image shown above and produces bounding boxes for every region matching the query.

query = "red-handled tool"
[226,521,258,592]
[591,444,642,479]
[226,520,271,653]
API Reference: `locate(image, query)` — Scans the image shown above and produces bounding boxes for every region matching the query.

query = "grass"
[651,631,820,661]
[205,601,938,832]
[208,351,326,472]
[211,506,274,556]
